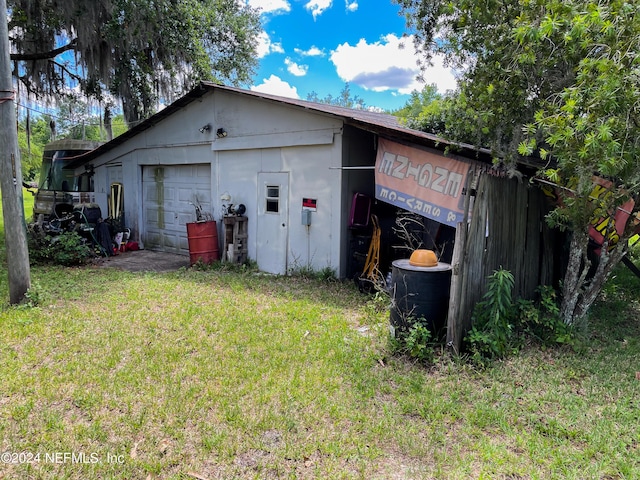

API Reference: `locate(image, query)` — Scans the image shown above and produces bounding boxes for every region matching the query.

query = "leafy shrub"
[516,286,574,346]
[403,322,435,363]
[28,229,95,266]
[49,232,94,266]
[466,269,518,364]
[27,224,52,264]
[465,269,574,365]
[391,318,435,364]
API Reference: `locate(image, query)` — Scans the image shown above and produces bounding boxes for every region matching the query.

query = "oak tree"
[8,0,261,124]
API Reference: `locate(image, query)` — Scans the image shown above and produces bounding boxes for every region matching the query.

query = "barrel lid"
[392,258,452,272]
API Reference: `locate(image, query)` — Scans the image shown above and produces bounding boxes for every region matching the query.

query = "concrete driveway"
[97,249,190,272]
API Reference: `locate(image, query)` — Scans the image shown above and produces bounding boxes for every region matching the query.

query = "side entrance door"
[257,172,289,274]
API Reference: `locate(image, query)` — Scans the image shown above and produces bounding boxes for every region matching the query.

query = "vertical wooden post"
[446,170,475,353]
[0,0,31,303]
[446,223,464,352]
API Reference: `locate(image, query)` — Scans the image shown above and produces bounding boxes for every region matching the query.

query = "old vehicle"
[32,139,102,221]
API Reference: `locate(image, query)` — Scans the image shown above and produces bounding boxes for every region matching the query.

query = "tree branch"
[10,39,77,61]
[51,60,82,82]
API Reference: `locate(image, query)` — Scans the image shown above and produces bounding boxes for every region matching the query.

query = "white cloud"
[251,75,300,99]
[330,34,457,95]
[256,31,284,58]
[284,58,308,76]
[345,0,358,12]
[247,0,290,14]
[293,46,325,57]
[305,0,332,19]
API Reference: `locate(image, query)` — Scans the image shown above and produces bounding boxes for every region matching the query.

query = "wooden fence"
[447,173,559,351]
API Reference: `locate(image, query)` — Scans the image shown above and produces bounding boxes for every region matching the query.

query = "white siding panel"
[142,164,212,255]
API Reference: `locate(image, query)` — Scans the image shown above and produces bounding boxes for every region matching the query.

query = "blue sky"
[247,0,457,112]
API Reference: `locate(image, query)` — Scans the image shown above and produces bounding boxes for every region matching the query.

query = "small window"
[266,185,279,213]
[266,199,279,213]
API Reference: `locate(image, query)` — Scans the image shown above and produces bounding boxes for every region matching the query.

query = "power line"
[17,102,101,126]
[14,100,146,130]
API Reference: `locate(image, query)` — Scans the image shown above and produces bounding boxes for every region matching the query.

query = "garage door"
[142,164,212,255]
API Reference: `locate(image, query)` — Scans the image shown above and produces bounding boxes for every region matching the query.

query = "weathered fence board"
[447,173,557,351]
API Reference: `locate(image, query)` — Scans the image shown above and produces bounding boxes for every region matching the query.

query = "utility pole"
[0,0,31,304]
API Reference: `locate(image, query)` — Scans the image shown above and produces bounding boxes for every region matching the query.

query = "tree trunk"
[573,241,627,321]
[559,230,589,324]
[0,0,31,303]
[121,96,143,128]
[103,105,113,141]
[560,225,629,325]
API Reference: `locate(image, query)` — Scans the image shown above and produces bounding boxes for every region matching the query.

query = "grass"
[1,195,640,479]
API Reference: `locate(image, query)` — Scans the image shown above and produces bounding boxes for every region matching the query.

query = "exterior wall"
[86,92,219,241]
[211,91,344,273]
[282,144,342,273]
[215,143,342,274]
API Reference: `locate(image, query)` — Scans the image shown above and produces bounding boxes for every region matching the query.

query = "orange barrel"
[186,221,219,265]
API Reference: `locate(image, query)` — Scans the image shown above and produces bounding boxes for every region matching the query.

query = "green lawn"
[0,196,639,479]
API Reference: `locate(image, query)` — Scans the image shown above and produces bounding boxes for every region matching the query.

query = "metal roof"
[65,81,496,169]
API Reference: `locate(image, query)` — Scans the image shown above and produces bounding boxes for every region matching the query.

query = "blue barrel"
[390,259,452,338]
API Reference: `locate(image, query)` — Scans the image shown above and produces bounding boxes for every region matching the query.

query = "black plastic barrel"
[390,259,452,337]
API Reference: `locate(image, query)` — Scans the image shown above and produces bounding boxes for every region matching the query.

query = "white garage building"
[71,82,482,277]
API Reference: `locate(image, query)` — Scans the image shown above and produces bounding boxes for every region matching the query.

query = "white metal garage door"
[142,164,212,255]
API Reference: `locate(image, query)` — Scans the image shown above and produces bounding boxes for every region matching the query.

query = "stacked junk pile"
[29,181,138,259]
[185,196,247,266]
[27,139,138,261]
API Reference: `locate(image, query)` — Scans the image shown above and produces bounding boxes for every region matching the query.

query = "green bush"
[50,232,94,266]
[391,319,435,364]
[466,269,518,364]
[465,269,573,366]
[516,286,574,346]
[28,229,95,266]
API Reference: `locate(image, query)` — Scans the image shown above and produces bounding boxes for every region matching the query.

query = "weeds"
[190,258,259,273]
[23,281,45,307]
[391,321,435,364]
[466,269,517,363]
[466,269,575,365]
[288,264,336,281]
[517,286,575,346]
[375,283,437,365]
[28,229,95,266]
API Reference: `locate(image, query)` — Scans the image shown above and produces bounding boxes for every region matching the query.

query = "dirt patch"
[96,249,190,272]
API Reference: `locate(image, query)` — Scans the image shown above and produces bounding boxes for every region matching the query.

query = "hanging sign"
[374,138,473,227]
